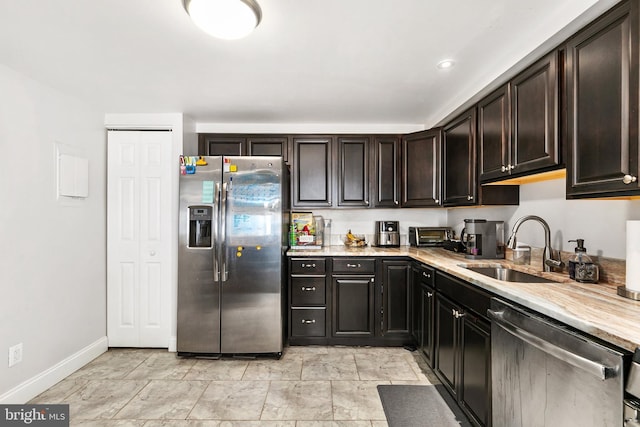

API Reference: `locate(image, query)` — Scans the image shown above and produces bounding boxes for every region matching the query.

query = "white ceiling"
[0,0,621,128]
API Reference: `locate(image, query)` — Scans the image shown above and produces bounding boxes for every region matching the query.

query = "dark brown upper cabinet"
[566,0,640,198]
[198,134,289,163]
[401,129,442,207]
[199,134,245,156]
[247,136,289,162]
[372,136,401,208]
[478,84,510,183]
[511,51,561,175]
[337,136,371,207]
[292,136,333,208]
[478,51,561,183]
[442,109,477,206]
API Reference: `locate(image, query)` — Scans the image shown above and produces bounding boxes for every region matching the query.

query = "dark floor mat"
[377,384,473,427]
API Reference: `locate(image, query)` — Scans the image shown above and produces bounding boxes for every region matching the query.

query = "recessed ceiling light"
[437,60,455,70]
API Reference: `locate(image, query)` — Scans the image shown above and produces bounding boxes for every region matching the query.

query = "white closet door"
[107,130,172,347]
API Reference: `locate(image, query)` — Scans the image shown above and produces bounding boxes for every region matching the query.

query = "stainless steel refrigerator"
[177,156,287,356]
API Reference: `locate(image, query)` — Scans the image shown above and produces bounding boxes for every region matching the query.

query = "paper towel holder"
[617,286,640,301]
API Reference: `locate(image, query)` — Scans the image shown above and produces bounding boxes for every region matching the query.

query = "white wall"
[447,179,640,259]
[311,208,447,246]
[0,64,107,401]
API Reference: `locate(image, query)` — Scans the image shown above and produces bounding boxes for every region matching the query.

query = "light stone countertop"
[287,245,640,352]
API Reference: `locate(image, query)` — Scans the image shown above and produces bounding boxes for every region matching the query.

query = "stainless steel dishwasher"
[488,298,626,427]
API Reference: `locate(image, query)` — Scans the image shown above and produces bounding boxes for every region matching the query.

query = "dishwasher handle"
[488,308,618,381]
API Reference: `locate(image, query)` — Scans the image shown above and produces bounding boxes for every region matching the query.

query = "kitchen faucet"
[506,215,564,272]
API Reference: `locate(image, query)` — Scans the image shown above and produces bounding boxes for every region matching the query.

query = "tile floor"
[30,346,440,426]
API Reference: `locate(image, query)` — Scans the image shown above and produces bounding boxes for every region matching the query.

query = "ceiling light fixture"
[437,59,455,70]
[183,0,262,40]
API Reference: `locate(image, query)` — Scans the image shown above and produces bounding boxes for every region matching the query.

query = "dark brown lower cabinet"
[380,260,411,338]
[435,272,492,427]
[411,262,435,367]
[332,276,375,338]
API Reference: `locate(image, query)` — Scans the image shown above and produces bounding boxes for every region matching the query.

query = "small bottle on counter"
[568,239,599,283]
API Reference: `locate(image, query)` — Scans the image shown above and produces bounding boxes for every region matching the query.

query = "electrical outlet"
[8,343,22,367]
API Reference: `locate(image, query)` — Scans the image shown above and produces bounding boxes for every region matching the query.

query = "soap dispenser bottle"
[568,239,599,283]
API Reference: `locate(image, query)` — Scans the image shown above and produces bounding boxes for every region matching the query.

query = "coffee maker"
[462,219,505,259]
[375,221,400,247]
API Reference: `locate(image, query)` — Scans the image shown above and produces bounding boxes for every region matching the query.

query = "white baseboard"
[168,335,177,352]
[0,336,108,404]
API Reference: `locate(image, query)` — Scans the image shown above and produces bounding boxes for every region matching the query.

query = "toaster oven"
[408,226,452,247]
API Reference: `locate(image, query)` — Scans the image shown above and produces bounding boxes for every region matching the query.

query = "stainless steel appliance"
[375,220,400,247]
[488,298,626,427]
[625,349,640,426]
[177,156,287,356]
[462,219,505,259]
[408,226,452,247]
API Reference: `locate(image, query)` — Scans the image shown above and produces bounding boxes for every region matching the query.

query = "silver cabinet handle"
[301,319,316,324]
[487,309,618,380]
[422,271,431,278]
[510,164,515,170]
[301,286,316,292]
[434,199,439,204]
[467,195,474,201]
[501,165,507,172]
[365,200,369,205]
[623,174,638,184]
[427,292,433,298]
[302,263,316,268]
[346,263,362,268]
[370,278,374,282]
[394,200,399,205]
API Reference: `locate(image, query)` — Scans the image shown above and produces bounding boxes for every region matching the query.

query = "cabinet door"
[380,260,411,337]
[372,136,401,207]
[411,266,423,344]
[332,276,375,337]
[566,1,640,197]
[247,136,289,163]
[511,50,560,175]
[337,136,370,207]
[443,109,477,206]
[435,295,458,396]
[478,85,510,183]
[460,314,491,427]
[292,136,333,207]
[401,129,442,207]
[199,134,245,156]
[420,284,436,368]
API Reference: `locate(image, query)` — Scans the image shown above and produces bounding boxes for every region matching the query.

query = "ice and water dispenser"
[188,206,213,248]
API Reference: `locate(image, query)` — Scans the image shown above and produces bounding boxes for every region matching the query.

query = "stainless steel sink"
[465,266,559,283]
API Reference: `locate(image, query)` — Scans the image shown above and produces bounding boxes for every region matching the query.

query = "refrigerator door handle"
[220,182,228,282]
[212,182,220,281]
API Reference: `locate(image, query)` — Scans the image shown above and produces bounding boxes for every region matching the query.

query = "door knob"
[623,174,637,184]
[150,250,156,256]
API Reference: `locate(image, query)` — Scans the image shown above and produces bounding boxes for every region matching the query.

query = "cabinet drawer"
[436,271,491,320]
[291,277,326,306]
[290,258,326,274]
[416,263,435,286]
[291,308,326,337]
[332,258,375,274]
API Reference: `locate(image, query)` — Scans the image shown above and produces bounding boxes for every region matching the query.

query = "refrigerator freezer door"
[220,157,284,354]
[177,156,222,354]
